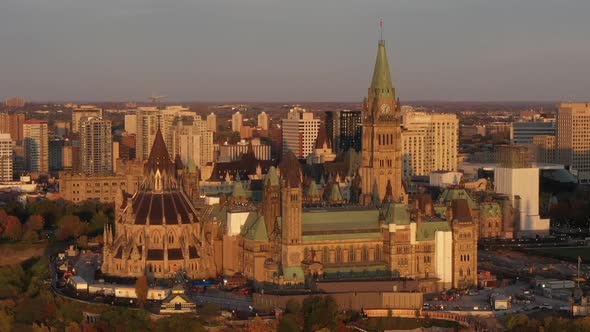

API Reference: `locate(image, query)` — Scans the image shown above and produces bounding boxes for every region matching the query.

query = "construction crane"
[149,94,168,109]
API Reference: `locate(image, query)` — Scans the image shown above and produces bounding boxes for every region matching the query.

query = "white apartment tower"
[557,102,590,183]
[135,107,174,161]
[23,120,49,173]
[79,117,113,175]
[173,118,214,167]
[72,105,102,134]
[207,112,217,133]
[0,134,13,181]
[281,107,320,159]
[401,112,459,178]
[257,112,269,130]
[232,111,243,133]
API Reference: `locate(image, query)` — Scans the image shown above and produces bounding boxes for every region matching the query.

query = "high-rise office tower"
[257,111,269,130]
[557,102,590,182]
[359,39,404,204]
[49,138,65,171]
[172,116,214,167]
[124,114,137,134]
[0,134,13,181]
[401,112,459,178]
[281,107,320,159]
[135,107,173,161]
[0,113,25,141]
[79,117,113,175]
[325,110,362,153]
[510,119,556,145]
[4,97,25,108]
[532,135,556,163]
[207,112,217,133]
[23,120,49,173]
[232,111,243,133]
[72,105,102,134]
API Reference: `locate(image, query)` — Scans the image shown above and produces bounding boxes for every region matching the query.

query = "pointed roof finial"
[380,18,383,42]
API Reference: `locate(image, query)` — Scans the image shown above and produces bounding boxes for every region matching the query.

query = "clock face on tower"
[380,103,391,115]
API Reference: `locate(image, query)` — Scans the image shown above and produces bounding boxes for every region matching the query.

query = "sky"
[0,0,589,102]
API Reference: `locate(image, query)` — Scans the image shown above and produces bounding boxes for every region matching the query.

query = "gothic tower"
[278,152,304,280]
[360,39,405,205]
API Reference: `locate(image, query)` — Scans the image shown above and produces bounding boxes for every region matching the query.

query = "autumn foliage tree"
[134,275,149,308]
[56,215,87,241]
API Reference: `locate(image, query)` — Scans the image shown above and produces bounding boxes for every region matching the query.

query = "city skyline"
[1,0,590,102]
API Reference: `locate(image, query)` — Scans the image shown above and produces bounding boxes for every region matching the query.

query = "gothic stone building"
[102,129,217,279]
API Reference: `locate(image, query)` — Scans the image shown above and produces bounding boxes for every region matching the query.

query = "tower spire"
[369,34,395,100]
[380,18,383,42]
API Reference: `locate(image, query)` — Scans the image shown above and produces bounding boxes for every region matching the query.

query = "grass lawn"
[526,247,590,263]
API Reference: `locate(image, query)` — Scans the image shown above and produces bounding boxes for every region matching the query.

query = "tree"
[278,314,301,332]
[25,214,44,232]
[154,314,205,332]
[3,216,23,240]
[0,310,13,332]
[96,308,150,332]
[302,296,339,332]
[134,275,149,308]
[239,316,276,332]
[56,215,86,241]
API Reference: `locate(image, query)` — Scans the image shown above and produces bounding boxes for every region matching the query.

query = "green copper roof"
[301,209,380,234]
[208,204,228,223]
[481,202,502,218]
[306,180,320,199]
[369,40,395,99]
[372,178,380,206]
[438,187,477,210]
[232,181,247,198]
[186,158,197,173]
[416,221,451,241]
[265,166,279,187]
[384,203,411,225]
[241,212,268,241]
[303,232,382,242]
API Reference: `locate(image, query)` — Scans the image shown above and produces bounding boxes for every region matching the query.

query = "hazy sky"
[1,0,589,102]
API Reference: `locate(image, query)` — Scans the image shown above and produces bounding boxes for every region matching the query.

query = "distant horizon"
[3,99,572,105]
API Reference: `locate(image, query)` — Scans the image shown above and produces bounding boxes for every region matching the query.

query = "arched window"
[323,247,329,263]
[459,268,463,277]
[336,247,342,263]
[349,247,355,262]
[467,268,471,276]
[375,245,382,261]
[361,247,369,262]
[169,234,174,244]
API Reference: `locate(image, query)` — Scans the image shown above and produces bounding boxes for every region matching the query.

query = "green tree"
[302,296,339,332]
[25,214,45,232]
[134,275,149,308]
[154,314,205,332]
[278,314,301,332]
[0,264,27,298]
[285,299,301,315]
[97,308,151,332]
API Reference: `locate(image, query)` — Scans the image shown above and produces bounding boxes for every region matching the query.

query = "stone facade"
[102,129,217,279]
